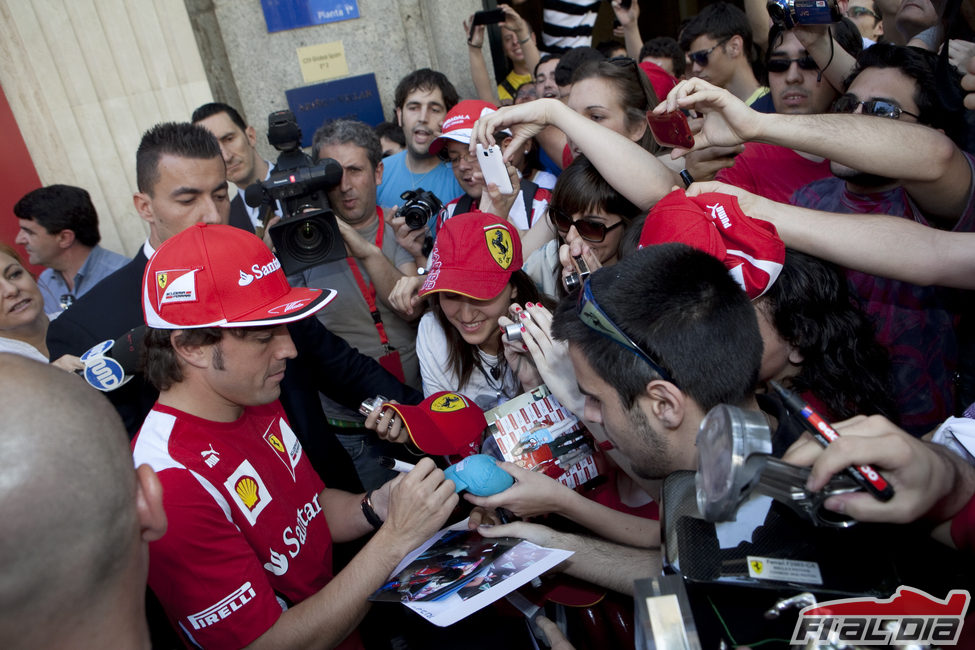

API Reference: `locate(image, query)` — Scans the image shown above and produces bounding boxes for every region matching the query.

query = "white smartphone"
[476,143,514,194]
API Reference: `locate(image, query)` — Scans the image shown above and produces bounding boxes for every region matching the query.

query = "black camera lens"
[280,217,334,263]
[399,189,443,231]
[296,221,323,250]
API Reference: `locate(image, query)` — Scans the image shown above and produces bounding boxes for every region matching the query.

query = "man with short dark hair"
[376,69,462,207]
[0,354,167,649]
[13,184,128,314]
[680,1,768,106]
[713,25,861,201]
[134,223,455,648]
[534,54,561,100]
[476,243,767,593]
[847,0,885,47]
[192,102,277,236]
[639,37,685,78]
[46,123,419,498]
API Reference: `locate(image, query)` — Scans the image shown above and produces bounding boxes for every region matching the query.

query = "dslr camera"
[244,110,344,275]
[397,188,442,257]
[398,189,442,231]
[766,0,841,28]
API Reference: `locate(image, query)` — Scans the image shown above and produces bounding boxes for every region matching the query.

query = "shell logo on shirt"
[224,460,271,525]
[235,477,260,508]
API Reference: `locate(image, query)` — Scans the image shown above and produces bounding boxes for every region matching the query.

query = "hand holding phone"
[646,110,695,150]
[469,9,505,40]
[476,143,514,194]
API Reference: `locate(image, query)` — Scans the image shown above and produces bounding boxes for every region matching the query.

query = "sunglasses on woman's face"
[766,56,818,74]
[831,93,920,120]
[549,207,624,243]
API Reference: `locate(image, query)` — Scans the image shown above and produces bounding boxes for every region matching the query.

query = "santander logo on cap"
[238,258,282,287]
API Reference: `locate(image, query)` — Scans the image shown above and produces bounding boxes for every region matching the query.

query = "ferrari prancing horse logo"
[484,226,513,270]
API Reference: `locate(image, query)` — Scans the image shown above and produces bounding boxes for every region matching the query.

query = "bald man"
[0,354,167,649]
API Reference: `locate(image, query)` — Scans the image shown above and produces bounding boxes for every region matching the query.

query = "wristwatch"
[360,490,383,530]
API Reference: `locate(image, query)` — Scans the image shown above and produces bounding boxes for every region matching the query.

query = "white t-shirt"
[417,311,519,410]
[0,336,48,363]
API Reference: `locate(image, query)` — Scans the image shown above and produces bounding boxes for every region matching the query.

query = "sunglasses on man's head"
[549,207,624,243]
[688,37,730,67]
[576,278,677,385]
[831,93,920,120]
[847,6,881,20]
[766,56,818,74]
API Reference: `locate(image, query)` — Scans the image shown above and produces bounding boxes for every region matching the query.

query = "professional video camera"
[244,110,345,275]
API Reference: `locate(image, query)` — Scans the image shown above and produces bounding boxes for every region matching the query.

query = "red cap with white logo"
[429,99,508,157]
[638,189,785,299]
[142,223,336,328]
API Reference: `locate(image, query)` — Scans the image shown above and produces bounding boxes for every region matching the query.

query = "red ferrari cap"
[418,212,523,301]
[382,391,487,456]
[143,223,335,328]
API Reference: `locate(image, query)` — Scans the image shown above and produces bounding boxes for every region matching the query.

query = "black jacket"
[46,245,422,492]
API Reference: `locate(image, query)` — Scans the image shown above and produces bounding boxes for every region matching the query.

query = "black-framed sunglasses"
[847,6,881,20]
[688,37,730,67]
[766,56,819,73]
[831,93,920,120]
[577,278,677,385]
[549,207,624,243]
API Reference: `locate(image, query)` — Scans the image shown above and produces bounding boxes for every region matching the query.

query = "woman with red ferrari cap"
[415,212,547,410]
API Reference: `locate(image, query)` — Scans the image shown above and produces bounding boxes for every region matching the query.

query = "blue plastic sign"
[84,356,127,392]
[285,73,385,148]
[261,0,359,33]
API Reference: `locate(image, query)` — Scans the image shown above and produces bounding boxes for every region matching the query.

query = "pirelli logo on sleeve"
[185,582,257,630]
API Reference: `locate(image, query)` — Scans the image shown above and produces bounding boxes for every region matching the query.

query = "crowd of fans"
[4,1,975,648]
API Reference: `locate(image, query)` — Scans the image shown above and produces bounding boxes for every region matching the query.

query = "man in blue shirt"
[376,69,463,208]
[13,184,128,315]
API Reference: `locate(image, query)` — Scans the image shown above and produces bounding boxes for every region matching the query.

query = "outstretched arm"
[688,181,975,289]
[472,99,681,210]
[478,520,662,595]
[661,78,973,220]
[612,0,643,60]
[465,17,499,104]
[466,461,660,548]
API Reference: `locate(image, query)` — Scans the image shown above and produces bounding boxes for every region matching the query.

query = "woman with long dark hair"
[416,212,547,410]
[524,155,642,297]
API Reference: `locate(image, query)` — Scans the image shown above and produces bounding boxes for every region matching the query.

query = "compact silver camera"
[359,394,389,417]
[563,256,591,292]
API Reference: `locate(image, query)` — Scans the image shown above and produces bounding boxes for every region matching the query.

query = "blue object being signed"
[445,454,514,496]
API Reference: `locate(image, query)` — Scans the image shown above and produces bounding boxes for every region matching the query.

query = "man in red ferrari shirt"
[132,223,457,649]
